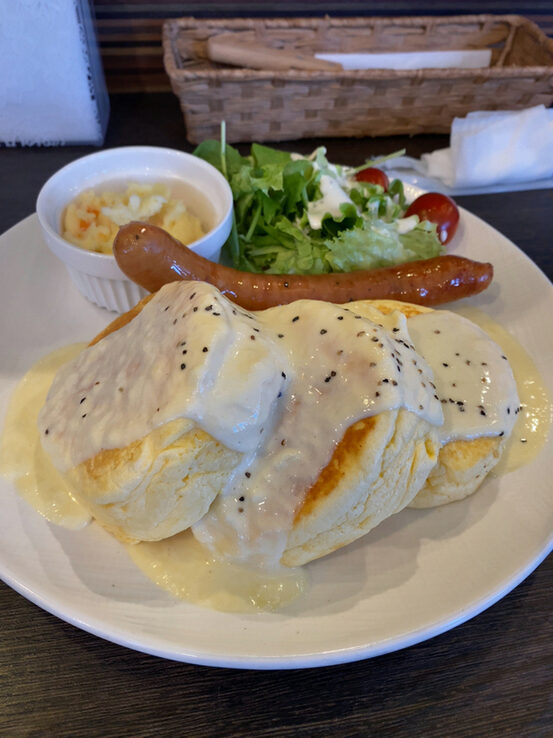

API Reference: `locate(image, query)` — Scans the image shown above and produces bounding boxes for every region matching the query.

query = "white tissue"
[0,0,109,146]
[423,106,553,188]
[379,105,553,195]
[315,49,492,70]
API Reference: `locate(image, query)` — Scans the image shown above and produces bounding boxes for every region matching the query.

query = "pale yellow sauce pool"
[455,307,552,475]
[126,531,307,613]
[0,345,91,529]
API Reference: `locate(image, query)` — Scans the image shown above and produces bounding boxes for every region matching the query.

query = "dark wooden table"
[1,94,552,738]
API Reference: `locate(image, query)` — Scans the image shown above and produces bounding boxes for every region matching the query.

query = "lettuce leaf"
[325,219,443,272]
[194,139,444,275]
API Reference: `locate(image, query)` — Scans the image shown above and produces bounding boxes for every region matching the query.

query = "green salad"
[193,137,444,275]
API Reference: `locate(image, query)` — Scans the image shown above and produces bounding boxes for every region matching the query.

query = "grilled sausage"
[113,222,493,310]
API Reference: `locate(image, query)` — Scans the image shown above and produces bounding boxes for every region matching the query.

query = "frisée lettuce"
[193,138,444,274]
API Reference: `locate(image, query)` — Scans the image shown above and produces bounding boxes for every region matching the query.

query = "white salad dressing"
[306,174,355,230]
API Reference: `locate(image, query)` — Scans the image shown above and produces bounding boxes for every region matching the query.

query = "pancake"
[282,409,438,566]
[64,417,241,543]
[349,299,508,509]
[41,284,442,563]
[39,284,516,567]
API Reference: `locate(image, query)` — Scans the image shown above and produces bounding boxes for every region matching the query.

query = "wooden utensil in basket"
[207,32,342,71]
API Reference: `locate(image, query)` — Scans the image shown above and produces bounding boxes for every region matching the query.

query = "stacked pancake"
[38,282,518,568]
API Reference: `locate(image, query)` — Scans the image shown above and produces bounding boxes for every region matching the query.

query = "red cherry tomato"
[404,192,460,245]
[354,167,389,191]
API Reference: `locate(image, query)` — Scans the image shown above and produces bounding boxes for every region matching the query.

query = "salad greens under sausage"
[193,138,445,275]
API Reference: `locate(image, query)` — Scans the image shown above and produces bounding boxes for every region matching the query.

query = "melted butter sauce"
[454,307,552,474]
[0,345,91,529]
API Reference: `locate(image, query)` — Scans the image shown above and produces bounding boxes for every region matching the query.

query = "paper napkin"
[380,105,553,195]
[423,105,553,188]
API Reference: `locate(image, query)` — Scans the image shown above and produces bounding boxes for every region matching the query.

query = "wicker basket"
[162,14,553,143]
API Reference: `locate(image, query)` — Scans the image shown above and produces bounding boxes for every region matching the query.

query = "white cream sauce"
[0,346,306,613]
[37,282,527,567]
[1,291,549,611]
[193,299,442,566]
[407,310,519,443]
[38,282,288,472]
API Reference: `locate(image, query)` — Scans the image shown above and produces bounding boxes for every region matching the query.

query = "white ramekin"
[36,146,233,313]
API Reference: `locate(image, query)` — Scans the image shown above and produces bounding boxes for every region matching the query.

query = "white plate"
[1,210,552,669]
